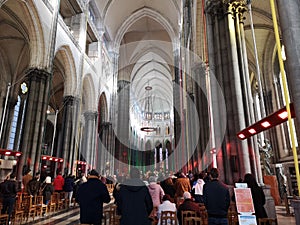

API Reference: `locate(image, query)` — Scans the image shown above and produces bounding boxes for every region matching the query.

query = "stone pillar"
[226,2,251,175]
[276,0,300,139]
[235,2,263,185]
[173,48,181,172]
[82,111,97,170]
[116,79,130,172]
[17,68,51,180]
[59,96,80,175]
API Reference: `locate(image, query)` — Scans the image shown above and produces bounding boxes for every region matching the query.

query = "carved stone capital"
[63,95,80,106]
[84,111,97,120]
[25,68,51,82]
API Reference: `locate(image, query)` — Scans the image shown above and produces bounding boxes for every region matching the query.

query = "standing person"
[116,167,153,225]
[28,172,41,197]
[63,174,75,207]
[148,176,165,219]
[42,176,54,206]
[76,169,111,225]
[160,176,176,200]
[22,169,32,193]
[0,172,19,223]
[203,168,230,225]
[192,173,205,203]
[53,171,64,193]
[174,172,191,201]
[243,173,268,220]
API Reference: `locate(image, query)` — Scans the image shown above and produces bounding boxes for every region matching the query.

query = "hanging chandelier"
[140,85,156,132]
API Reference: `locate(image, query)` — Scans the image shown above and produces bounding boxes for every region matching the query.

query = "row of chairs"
[0,192,74,224]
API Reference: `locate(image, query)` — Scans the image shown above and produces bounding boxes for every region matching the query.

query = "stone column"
[59,96,79,175]
[276,0,300,139]
[235,2,263,184]
[82,111,97,170]
[17,68,51,180]
[173,48,181,172]
[226,2,251,175]
[116,79,130,172]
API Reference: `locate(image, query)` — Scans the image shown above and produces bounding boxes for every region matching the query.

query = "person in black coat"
[63,174,75,207]
[42,176,54,205]
[116,167,153,225]
[203,168,230,225]
[76,169,111,225]
[0,172,19,223]
[243,173,268,220]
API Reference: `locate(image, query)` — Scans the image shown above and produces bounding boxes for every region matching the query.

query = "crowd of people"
[0,169,87,224]
[0,167,269,225]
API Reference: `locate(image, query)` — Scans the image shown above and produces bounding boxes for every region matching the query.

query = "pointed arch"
[114,7,177,51]
[54,45,77,95]
[82,73,96,112]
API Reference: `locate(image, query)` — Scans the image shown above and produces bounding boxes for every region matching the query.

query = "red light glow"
[238,133,245,139]
[42,156,47,160]
[16,153,21,156]
[261,121,271,128]
[248,128,256,134]
[278,111,288,119]
[5,151,11,155]
[49,157,53,160]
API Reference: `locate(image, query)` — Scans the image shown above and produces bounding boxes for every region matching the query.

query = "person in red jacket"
[53,171,64,193]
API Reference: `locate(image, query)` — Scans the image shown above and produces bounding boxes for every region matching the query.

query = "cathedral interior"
[0,0,300,205]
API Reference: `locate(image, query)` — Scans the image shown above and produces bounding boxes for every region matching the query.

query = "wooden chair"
[11,194,25,224]
[184,217,202,225]
[35,195,47,217]
[106,184,114,193]
[48,193,58,214]
[258,218,278,225]
[23,195,37,222]
[181,210,197,225]
[0,214,8,225]
[199,206,208,225]
[56,192,65,211]
[227,211,238,225]
[103,204,119,225]
[160,210,178,225]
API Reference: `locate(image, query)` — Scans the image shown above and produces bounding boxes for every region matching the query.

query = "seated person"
[177,192,201,225]
[157,194,177,225]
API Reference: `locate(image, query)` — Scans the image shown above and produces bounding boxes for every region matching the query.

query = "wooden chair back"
[160,210,178,225]
[227,211,238,225]
[0,214,8,224]
[103,204,119,225]
[184,217,202,225]
[181,210,197,225]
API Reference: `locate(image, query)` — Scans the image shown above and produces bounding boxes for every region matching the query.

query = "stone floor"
[23,204,296,225]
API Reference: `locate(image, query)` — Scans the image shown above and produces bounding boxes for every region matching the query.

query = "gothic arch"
[54,45,77,96]
[114,7,177,51]
[2,0,46,67]
[82,73,96,112]
[98,92,108,129]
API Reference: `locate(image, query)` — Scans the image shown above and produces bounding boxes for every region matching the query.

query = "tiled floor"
[24,205,296,225]
[276,205,296,224]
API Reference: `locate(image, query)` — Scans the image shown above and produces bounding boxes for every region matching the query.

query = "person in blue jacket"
[76,169,111,224]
